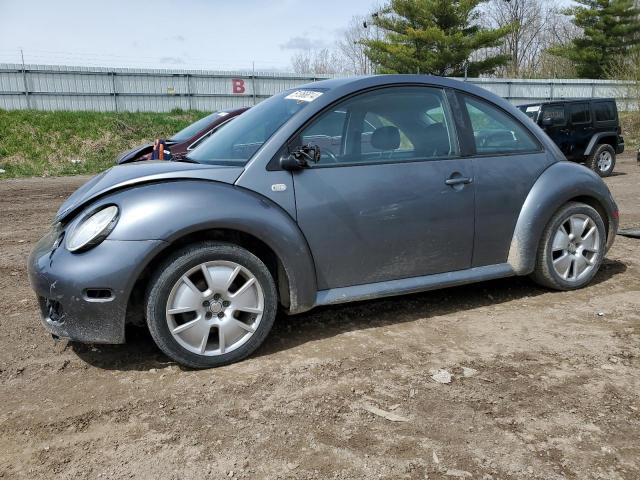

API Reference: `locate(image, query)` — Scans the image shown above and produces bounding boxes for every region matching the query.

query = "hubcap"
[165,261,264,356]
[597,151,612,172]
[551,214,601,282]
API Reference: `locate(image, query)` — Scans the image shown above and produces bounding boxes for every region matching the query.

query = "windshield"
[187,89,324,166]
[518,104,541,122]
[170,111,228,142]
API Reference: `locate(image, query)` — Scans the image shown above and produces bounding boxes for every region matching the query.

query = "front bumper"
[28,226,165,344]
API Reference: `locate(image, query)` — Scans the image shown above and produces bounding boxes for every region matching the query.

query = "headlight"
[66,205,119,252]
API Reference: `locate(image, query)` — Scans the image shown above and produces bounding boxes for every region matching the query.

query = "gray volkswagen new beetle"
[29,75,619,368]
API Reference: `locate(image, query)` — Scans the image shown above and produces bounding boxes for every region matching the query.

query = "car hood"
[56,161,244,222]
[115,143,155,164]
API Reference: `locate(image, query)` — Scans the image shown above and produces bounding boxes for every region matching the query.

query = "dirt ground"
[1,156,639,480]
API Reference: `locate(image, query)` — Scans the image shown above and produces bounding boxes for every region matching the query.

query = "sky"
[0,0,378,71]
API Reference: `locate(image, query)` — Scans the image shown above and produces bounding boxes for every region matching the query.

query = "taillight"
[612,210,620,219]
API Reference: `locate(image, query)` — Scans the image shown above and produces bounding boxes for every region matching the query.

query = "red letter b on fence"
[232,79,245,94]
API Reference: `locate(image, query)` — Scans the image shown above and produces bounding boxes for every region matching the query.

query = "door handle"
[445,176,473,186]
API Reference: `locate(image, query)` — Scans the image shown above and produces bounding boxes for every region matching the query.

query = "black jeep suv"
[518,99,624,177]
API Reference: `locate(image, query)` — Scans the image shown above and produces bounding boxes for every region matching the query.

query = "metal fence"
[0,63,637,112]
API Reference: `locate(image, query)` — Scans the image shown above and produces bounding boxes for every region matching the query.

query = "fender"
[78,180,318,314]
[507,161,618,275]
[584,131,619,156]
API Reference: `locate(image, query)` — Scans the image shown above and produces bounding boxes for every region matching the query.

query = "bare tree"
[484,0,580,78]
[290,48,346,75]
[336,16,375,75]
[290,51,313,75]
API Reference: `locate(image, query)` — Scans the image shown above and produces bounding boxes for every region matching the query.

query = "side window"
[594,102,616,123]
[568,103,591,124]
[540,105,566,126]
[463,95,539,155]
[297,86,458,166]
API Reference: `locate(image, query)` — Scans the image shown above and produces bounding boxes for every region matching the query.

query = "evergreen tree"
[550,0,640,79]
[362,0,512,76]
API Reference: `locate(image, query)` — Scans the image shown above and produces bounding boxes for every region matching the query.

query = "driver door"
[289,86,476,290]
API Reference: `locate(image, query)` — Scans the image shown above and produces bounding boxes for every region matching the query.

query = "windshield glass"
[187,89,324,166]
[518,104,541,122]
[170,111,227,142]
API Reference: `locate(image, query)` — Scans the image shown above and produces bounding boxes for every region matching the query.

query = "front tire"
[531,202,606,291]
[146,242,278,368]
[587,144,616,177]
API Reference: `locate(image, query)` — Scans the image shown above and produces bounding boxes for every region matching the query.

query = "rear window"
[463,95,539,155]
[594,102,617,122]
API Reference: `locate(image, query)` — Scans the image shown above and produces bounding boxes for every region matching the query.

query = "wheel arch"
[507,162,618,275]
[83,180,319,327]
[125,227,296,328]
[584,132,619,156]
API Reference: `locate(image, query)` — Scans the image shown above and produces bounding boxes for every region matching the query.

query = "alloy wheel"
[165,260,264,356]
[551,214,601,282]
[597,151,613,172]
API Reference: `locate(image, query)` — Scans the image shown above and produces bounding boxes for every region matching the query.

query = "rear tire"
[145,241,278,369]
[531,202,606,291]
[586,144,616,177]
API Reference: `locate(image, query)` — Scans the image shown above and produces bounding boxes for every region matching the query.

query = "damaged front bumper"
[28,224,164,344]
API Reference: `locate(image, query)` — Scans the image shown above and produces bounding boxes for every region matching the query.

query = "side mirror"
[541,117,553,127]
[280,144,321,171]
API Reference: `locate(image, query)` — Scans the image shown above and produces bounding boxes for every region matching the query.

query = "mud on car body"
[29,75,619,368]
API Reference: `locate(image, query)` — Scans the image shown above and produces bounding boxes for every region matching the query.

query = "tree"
[336,16,377,75]
[484,0,551,77]
[290,48,346,75]
[549,0,640,79]
[361,0,512,76]
[483,0,581,78]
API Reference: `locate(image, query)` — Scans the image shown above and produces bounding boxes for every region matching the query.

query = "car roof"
[295,75,517,111]
[298,74,485,92]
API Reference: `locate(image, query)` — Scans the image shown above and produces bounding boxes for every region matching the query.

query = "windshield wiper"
[175,155,200,164]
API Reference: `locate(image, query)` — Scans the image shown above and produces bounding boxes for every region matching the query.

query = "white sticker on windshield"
[217,111,230,117]
[526,105,540,112]
[285,90,323,102]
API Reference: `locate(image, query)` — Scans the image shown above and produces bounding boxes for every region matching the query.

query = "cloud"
[279,36,327,50]
[159,56,185,64]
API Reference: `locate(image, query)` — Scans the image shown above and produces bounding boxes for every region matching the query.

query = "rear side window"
[463,95,539,155]
[568,103,591,124]
[594,102,617,122]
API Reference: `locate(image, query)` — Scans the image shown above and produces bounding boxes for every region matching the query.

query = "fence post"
[251,62,257,106]
[507,81,512,101]
[21,66,30,109]
[549,81,554,100]
[591,82,596,98]
[111,71,118,112]
[186,73,193,110]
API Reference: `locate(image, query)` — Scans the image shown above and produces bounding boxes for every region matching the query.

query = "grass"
[620,111,640,150]
[0,109,207,178]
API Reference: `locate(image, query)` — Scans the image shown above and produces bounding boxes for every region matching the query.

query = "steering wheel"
[322,150,339,163]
